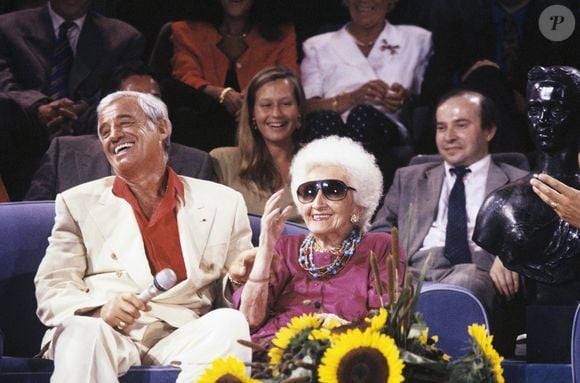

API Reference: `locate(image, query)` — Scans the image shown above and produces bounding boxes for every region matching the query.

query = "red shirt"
[113,167,187,282]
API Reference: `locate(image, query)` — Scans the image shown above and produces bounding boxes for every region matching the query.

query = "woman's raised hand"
[259,189,294,247]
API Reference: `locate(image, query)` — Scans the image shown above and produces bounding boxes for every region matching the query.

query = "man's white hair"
[290,136,383,231]
[97,91,172,156]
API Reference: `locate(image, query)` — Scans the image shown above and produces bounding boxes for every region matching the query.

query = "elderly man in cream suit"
[34,91,252,383]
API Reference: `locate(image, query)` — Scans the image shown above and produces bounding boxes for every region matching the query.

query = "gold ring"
[117,321,126,330]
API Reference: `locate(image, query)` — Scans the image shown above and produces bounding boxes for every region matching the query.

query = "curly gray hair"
[290,136,383,231]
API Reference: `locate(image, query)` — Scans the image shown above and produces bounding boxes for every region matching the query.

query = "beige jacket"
[35,176,253,348]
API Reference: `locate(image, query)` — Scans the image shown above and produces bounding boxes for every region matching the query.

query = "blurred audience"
[170,0,299,151]
[210,66,304,223]
[0,0,144,201]
[395,0,579,154]
[25,62,213,201]
[300,0,432,188]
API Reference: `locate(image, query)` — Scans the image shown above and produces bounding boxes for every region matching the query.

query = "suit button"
[236,62,242,69]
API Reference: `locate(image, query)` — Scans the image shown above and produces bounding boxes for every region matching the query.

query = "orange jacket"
[171,21,299,90]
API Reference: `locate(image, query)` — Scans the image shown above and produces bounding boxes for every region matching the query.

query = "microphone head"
[153,268,177,292]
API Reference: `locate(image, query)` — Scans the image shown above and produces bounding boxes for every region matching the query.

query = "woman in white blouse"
[300,0,432,184]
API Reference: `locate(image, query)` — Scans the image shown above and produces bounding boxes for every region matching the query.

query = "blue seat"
[573,304,580,383]
[416,282,490,359]
[247,213,309,246]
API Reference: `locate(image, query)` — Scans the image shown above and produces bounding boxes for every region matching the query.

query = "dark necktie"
[48,21,75,100]
[501,14,519,81]
[445,167,471,264]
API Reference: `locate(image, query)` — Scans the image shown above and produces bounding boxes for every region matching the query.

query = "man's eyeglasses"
[296,179,356,203]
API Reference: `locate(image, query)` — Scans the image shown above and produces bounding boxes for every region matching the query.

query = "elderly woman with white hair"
[231,135,405,341]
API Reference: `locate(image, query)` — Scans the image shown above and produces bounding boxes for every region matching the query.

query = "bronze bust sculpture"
[473,66,579,303]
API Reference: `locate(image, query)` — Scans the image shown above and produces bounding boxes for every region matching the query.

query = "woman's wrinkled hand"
[259,189,294,247]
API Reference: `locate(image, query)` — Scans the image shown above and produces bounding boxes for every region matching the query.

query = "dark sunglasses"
[296,179,356,203]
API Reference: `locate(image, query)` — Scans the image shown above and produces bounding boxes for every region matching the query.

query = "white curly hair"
[290,136,383,232]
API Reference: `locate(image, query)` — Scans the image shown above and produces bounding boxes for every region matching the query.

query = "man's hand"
[229,247,258,283]
[490,257,519,300]
[99,293,150,333]
[37,99,88,138]
[531,173,580,228]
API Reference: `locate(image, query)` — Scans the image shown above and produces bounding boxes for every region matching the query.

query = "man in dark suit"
[24,62,213,200]
[0,0,145,201]
[24,136,214,201]
[371,90,529,309]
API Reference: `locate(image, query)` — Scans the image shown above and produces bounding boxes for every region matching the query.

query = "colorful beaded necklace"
[298,228,363,279]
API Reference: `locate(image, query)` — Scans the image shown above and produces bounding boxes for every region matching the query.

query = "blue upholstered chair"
[573,304,580,383]
[247,213,309,246]
[416,282,490,359]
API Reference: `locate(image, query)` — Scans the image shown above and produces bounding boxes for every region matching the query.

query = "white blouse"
[301,21,432,122]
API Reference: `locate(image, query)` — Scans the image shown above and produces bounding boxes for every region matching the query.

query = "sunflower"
[468,324,504,383]
[318,328,405,383]
[310,327,335,342]
[196,356,258,383]
[418,327,439,346]
[268,313,323,365]
[365,307,388,332]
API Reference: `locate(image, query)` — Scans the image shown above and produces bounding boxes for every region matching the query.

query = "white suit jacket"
[35,175,253,346]
[301,21,432,121]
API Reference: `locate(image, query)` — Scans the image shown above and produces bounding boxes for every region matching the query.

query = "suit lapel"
[89,191,153,290]
[176,187,215,273]
[409,165,444,256]
[69,13,99,96]
[485,160,510,195]
[23,8,55,81]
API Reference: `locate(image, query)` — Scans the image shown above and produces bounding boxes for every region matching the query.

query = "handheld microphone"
[138,268,177,303]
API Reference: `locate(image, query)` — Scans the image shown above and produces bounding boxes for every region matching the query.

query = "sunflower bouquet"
[196,229,505,383]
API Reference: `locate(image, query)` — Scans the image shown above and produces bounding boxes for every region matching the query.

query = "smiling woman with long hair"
[210,66,305,223]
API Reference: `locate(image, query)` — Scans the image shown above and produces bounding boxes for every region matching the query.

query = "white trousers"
[47,308,251,383]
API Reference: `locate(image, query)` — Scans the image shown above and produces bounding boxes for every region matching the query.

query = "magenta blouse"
[233,232,405,342]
